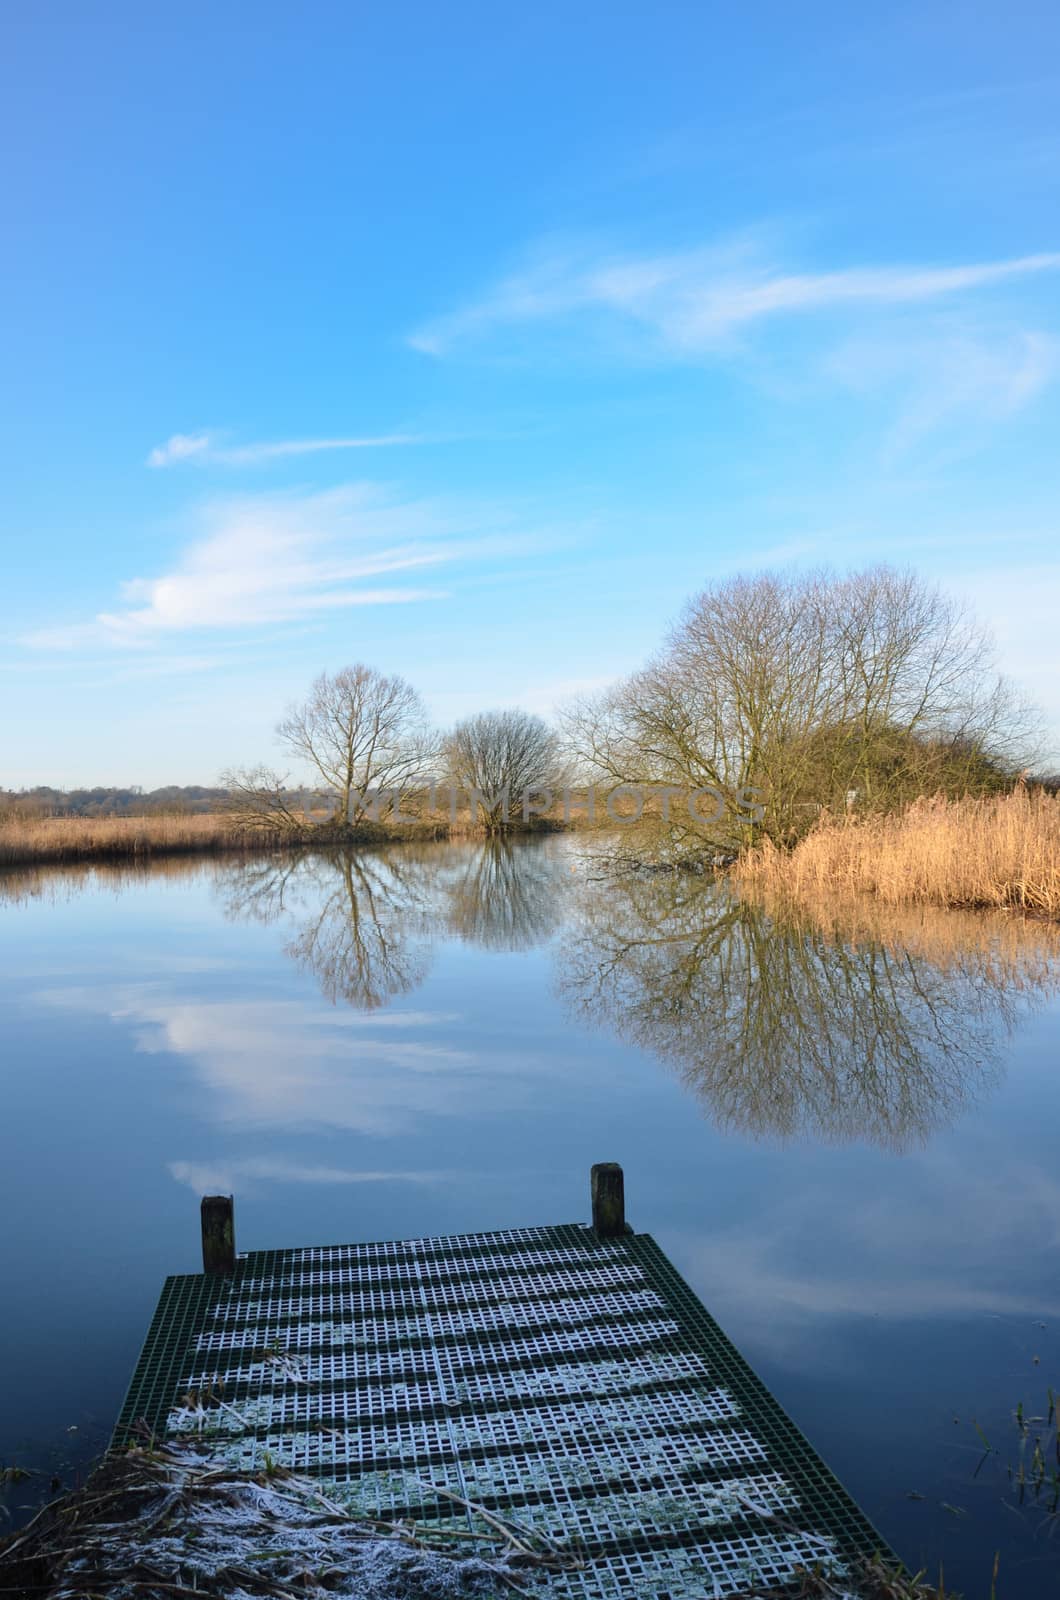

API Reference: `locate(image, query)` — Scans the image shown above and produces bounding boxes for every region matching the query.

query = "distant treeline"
[0,786,228,820]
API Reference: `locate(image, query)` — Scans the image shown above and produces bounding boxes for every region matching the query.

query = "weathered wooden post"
[591,1162,627,1237]
[201,1195,235,1274]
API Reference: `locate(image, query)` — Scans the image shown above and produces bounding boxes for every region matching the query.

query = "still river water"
[1,836,1059,1597]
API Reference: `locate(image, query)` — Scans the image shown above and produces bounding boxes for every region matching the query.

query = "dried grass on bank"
[0,1438,961,1600]
[0,807,574,870]
[0,1437,580,1599]
[737,789,1060,919]
[0,813,274,868]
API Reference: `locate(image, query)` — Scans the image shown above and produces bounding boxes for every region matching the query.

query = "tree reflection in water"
[435,839,566,950]
[215,839,570,1009]
[215,839,1060,1149]
[558,857,1060,1149]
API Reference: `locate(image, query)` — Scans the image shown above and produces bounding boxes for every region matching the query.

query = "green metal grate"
[114,1223,890,1598]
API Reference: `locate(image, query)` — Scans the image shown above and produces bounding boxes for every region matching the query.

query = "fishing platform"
[114,1166,889,1598]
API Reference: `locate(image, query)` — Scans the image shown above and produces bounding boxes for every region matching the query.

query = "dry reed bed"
[0,808,567,869]
[0,813,270,867]
[738,789,1060,918]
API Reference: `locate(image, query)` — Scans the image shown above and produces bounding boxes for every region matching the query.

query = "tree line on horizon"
[0,785,229,822]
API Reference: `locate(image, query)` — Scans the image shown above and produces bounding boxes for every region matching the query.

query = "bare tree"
[445,709,567,832]
[277,664,434,825]
[562,566,1038,846]
[219,766,310,834]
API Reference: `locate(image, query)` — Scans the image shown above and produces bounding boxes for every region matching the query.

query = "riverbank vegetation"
[221,671,574,839]
[0,813,267,867]
[561,564,1059,913]
[737,788,1060,918]
[0,796,565,869]
[563,565,1038,848]
[0,1435,577,1600]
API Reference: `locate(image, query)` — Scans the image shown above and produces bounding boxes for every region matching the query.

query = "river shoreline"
[0,812,572,870]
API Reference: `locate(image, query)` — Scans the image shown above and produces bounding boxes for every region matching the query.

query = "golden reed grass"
[0,803,571,868]
[0,813,267,867]
[737,787,1060,918]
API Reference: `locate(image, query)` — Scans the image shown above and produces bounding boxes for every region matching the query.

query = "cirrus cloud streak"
[147,431,422,468]
[409,240,1060,356]
[23,484,549,651]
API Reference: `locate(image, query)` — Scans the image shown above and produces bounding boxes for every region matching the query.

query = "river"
[1,836,1058,1596]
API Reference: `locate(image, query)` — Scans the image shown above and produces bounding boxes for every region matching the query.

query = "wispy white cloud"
[168,1157,446,1195]
[147,433,212,466]
[147,430,421,468]
[23,484,547,651]
[409,240,1060,357]
[34,985,561,1136]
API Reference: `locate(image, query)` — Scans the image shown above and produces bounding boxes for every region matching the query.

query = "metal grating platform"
[115,1223,888,1598]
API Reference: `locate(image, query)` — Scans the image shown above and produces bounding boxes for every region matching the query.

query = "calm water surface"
[2,836,1059,1598]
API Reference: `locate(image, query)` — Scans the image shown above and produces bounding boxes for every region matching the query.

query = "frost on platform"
[111,1222,887,1599]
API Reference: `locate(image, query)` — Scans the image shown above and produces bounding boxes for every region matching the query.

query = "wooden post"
[201,1195,235,1274]
[591,1163,627,1237]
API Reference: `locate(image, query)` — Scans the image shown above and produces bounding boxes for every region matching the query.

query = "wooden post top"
[591,1162,628,1237]
[201,1194,235,1274]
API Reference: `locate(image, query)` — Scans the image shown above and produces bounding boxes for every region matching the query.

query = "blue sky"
[3,2,1059,786]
